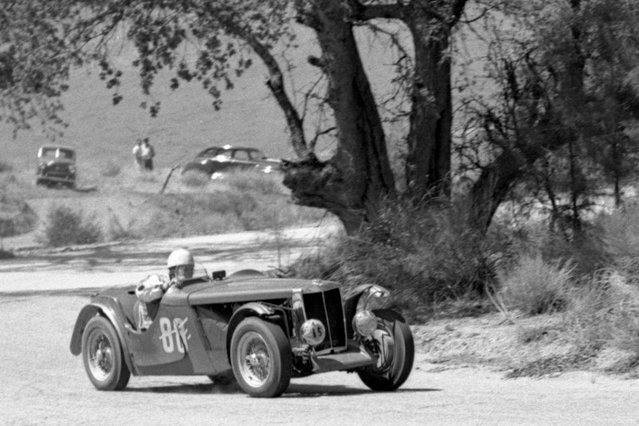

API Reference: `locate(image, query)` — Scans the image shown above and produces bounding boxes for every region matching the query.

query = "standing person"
[140,137,155,171]
[132,139,143,169]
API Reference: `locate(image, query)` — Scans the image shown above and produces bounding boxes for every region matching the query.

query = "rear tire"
[230,317,291,397]
[357,309,414,391]
[81,316,130,391]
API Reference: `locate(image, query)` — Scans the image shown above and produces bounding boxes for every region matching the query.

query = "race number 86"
[159,317,189,353]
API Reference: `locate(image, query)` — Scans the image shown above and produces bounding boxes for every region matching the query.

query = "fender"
[343,284,387,322]
[225,302,275,359]
[69,301,137,375]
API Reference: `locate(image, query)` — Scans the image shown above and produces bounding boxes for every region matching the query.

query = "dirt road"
[1,230,639,424]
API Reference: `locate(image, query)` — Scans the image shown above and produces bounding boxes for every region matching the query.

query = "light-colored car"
[36,145,76,188]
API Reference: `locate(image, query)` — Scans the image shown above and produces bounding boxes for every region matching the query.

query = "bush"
[101,161,121,178]
[0,161,12,173]
[181,170,210,187]
[499,255,573,315]
[598,201,639,276]
[564,270,639,357]
[43,205,103,246]
[0,193,37,238]
[224,169,284,195]
[286,198,509,313]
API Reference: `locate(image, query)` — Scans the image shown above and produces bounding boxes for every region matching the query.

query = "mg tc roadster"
[70,270,414,397]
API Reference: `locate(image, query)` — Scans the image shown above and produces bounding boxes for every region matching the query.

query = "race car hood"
[164,277,341,306]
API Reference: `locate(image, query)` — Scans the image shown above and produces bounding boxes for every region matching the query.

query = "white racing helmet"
[167,248,194,269]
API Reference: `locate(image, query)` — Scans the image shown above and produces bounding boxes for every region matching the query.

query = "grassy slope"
[0,21,490,174]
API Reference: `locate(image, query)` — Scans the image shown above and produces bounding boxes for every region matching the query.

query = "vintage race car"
[70,269,414,398]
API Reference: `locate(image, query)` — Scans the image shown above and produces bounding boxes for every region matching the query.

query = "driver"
[134,248,195,330]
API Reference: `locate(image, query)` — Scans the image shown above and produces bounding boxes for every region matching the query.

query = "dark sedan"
[35,145,76,188]
[181,145,281,179]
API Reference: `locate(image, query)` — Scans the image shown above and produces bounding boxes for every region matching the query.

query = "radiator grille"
[303,288,346,352]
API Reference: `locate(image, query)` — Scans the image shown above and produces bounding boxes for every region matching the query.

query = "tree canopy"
[3,0,639,235]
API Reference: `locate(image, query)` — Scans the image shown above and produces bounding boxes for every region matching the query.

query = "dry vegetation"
[286,197,639,377]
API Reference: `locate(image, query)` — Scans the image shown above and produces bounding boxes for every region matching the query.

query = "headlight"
[353,310,378,338]
[300,319,326,346]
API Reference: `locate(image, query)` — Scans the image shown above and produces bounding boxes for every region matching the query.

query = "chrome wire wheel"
[81,316,130,391]
[236,331,272,388]
[230,317,291,397]
[86,329,114,382]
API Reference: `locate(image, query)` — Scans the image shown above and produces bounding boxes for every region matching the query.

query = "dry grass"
[180,170,210,187]
[41,205,103,247]
[287,199,508,317]
[498,255,574,315]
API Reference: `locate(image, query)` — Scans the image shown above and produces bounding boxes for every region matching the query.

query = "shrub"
[498,255,573,315]
[101,161,121,178]
[0,193,37,237]
[43,205,102,246]
[286,198,509,313]
[106,213,140,241]
[224,169,284,195]
[181,170,210,187]
[564,270,639,357]
[0,161,12,173]
[598,201,639,276]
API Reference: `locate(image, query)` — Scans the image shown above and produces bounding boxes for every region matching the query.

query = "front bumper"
[37,174,75,184]
[309,342,376,374]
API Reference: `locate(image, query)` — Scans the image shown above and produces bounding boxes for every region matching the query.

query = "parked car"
[181,145,281,179]
[36,145,76,188]
[70,269,414,398]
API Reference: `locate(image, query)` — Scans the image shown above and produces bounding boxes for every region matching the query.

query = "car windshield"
[39,147,75,160]
[39,148,57,160]
[58,149,75,159]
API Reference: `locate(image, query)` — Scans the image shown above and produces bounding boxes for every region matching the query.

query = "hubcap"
[87,330,114,381]
[236,331,271,388]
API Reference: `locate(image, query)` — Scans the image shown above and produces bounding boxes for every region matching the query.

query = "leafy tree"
[458,0,639,233]
[0,0,80,136]
[1,0,473,234]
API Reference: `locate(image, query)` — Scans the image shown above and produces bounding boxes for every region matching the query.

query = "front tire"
[230,317,291,397]
[358,309,414,391]
[81,316,130,391]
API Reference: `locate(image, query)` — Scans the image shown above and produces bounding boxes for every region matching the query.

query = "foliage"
[180,170,210,188]
[498,255,573,315]
[0,0,79,136]
[563,270,639,358]
[458,0,639,232]
[0,191,37,238]
[597,201,639,276]
[101,161,121,178]
[0,161,12,173]
[288,198,508,310]
[222,169,284,196]
[43,205,102,246]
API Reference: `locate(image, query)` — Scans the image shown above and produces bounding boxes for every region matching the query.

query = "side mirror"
[211,270,226,281]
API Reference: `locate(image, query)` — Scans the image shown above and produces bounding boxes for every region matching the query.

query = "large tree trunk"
[466,150,524,233]
[284,0,395,234]
[405,11,453,198]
